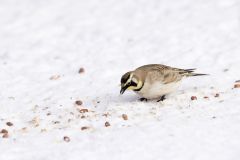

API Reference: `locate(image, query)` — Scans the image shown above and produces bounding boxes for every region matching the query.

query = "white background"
[0,0,240,159]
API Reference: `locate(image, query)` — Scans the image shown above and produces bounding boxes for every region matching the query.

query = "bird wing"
[136,64,207,84]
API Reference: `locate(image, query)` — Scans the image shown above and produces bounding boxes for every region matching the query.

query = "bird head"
[120,71,143,94]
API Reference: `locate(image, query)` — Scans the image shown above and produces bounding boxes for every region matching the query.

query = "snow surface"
[0,0,240,159]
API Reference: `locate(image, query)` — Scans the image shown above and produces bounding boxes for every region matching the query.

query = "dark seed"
[2,133,9,138]
[6,122,13,126]
[81,126,89,130]
[234,84,240,88]
[0,129,8,134]
[105,122,111,127]
[78,68,85,74]
[63,136,70,142]
[75,100,83,105]
[191,96,197,100]
[122,114,128,120]
[79,109,88,113]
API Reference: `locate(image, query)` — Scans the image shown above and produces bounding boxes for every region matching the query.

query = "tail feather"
[180,69,208,77]
[185,68,196,72]
[186,72,209,77]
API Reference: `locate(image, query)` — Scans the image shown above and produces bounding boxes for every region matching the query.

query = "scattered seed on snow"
[191,96,197,100]
[105,122,111,127]
[75,100,83,106]
[81,126,89,130]
[49,75,61,80]
[53,121,60,124]
[80,115,86,119]
[63,136,70,142]
[0,129,8,134]
[6,122,13,126]
[21,127,27,132]
[78,67,85,74]
[122,114,128,120]
[79,109,88,113]
[2,133,9,138]
[234,84,240,88]
[102,113,110,117]
[29,117,40,127]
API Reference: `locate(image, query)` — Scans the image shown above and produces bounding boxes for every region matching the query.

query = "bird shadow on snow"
[105,85,222,105]
[94,78,225,114]
[107,94,138,103]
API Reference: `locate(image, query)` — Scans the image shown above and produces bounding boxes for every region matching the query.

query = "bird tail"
[180,69,209,77]
[187,73,209,77]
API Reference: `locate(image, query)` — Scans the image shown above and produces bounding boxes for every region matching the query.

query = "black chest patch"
[134,82,144,92]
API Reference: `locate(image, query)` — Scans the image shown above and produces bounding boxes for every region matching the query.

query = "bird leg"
[139,98,148,102]
[157,95,166,102]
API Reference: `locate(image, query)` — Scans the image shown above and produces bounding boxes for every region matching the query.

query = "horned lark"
[120,64,207,101]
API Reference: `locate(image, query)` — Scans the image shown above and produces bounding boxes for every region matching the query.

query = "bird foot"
[157,95,166,102]
[139,98,148,102]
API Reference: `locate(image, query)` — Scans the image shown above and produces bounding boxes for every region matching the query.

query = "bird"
[120,64,207,101]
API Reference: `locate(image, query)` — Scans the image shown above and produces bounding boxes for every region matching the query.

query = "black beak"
[120,86,128,95]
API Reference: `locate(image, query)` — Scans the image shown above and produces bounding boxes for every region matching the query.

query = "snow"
[0,0,240,159]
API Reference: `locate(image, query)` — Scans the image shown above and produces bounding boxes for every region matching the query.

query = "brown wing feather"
[135,64,207,84]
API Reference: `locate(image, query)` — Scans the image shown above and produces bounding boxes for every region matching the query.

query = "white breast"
[135,81,181,99]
